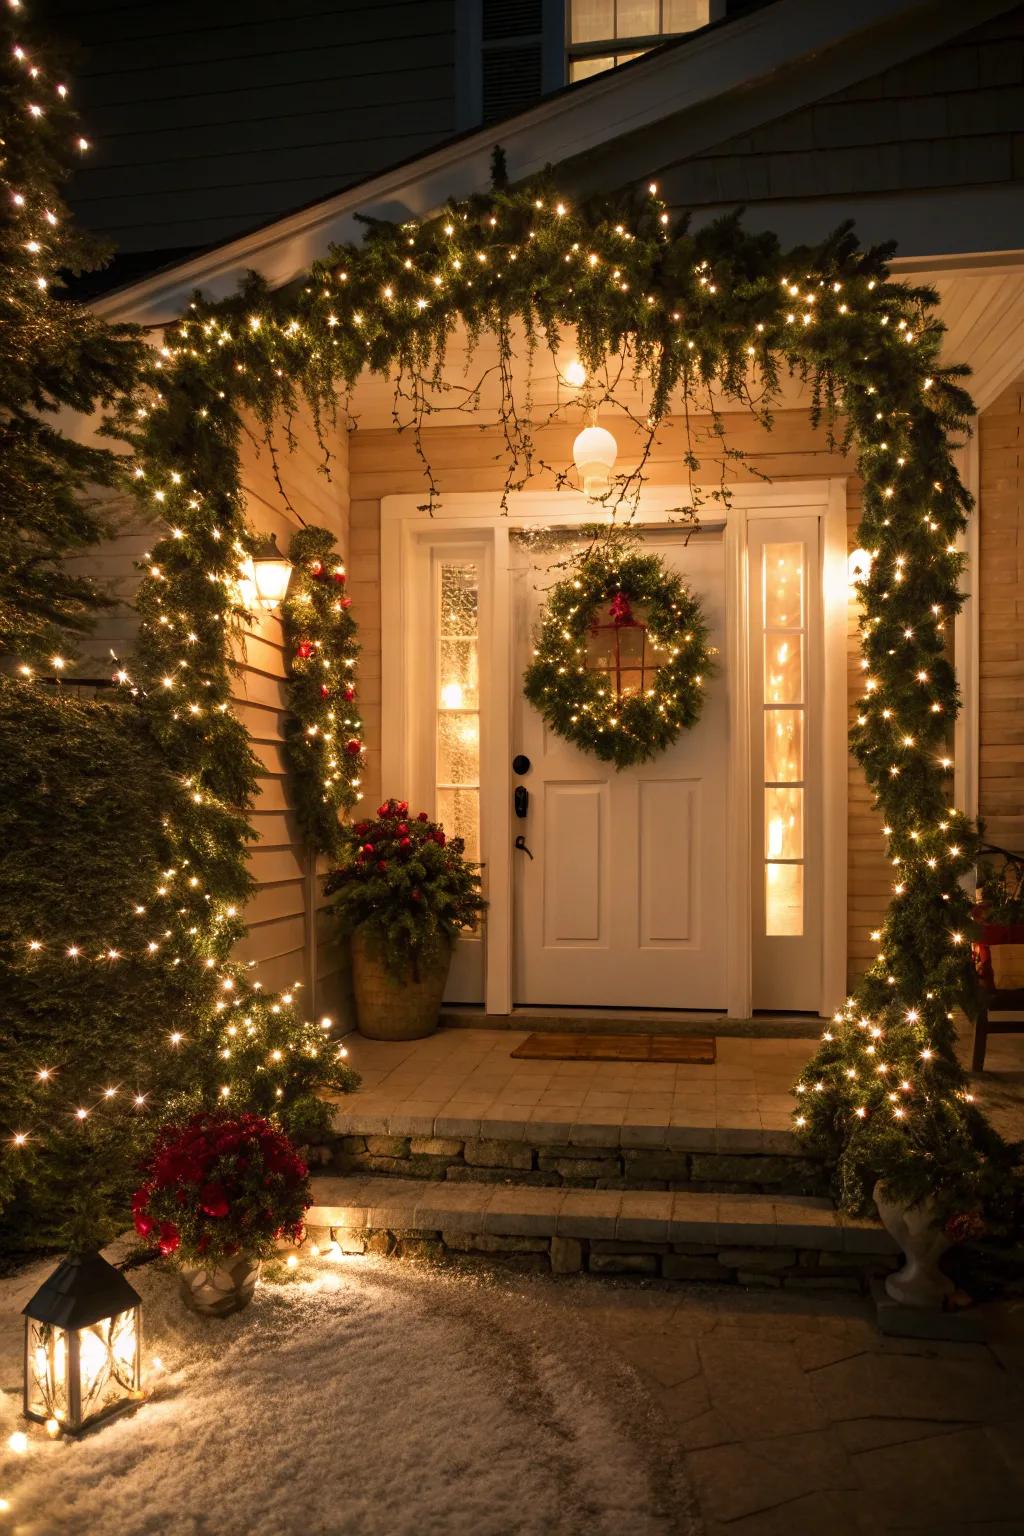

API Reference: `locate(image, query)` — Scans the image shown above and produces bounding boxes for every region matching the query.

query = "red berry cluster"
[132,1111,310,1263]
[350,798,448,886]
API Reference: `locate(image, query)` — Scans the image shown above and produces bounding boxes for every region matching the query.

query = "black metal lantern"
[23,1252,142,1433]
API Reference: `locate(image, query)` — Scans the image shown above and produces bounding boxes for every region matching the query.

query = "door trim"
[381,481,847,1018]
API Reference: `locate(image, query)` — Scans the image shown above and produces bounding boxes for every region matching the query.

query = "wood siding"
[657,7,1024,214]
[346,410,893,993]
[50,0,457,255]
[979,380,1024,852]
[72,406,350,1016]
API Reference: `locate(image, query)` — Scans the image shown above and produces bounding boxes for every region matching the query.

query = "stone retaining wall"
[304,1222,897,1292]
[321,1134,826,1195]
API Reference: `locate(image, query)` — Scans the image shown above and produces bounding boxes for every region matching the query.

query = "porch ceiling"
[345,258,1024,433]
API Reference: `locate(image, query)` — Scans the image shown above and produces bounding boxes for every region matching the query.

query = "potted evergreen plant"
[133,1112,310,1316]
[325,798,486,1040]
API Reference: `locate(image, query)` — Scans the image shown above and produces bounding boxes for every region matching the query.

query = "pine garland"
[281,525,363,859]
[523,529,714,768]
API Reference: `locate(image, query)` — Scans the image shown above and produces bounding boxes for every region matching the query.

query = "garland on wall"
[281,525,362,860]
[523,528,714,768]
[4,3,1014,1223]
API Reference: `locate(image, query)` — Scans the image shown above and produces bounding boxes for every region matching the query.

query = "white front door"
[511,532,729,1010]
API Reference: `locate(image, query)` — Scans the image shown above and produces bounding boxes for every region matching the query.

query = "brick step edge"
[307,1176,897,1255]
[317,1132,823,1197]
[325,1112,802,1157]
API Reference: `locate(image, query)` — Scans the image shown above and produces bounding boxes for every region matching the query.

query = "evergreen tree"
[0,8,141,665]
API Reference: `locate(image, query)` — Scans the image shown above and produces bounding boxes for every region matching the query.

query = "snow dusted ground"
[0,1250,699,1536]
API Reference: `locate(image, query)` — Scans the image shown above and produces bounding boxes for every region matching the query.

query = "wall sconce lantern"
[572,422,618,500]
[249,533,294,610]
[23,1252,143,1434]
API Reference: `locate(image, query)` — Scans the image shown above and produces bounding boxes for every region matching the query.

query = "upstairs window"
[567,0,717,82]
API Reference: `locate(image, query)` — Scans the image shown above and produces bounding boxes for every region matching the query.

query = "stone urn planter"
[178,1253,262,1318]
[873,1182,955,1309]
[350,927,452,1040]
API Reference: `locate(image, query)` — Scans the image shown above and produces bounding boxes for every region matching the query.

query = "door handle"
[514,835,534,860]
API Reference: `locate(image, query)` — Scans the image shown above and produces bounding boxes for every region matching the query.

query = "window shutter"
[481,0,545,123]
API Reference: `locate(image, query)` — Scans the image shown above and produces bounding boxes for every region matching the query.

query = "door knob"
[514,835,534,860]
[512,753,531,775]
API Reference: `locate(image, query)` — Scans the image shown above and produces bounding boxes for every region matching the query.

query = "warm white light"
[848,548,873,585]
[249,535,293,609]
[572,423,617,499]
[561,358,587,389]
[440,681,464,710]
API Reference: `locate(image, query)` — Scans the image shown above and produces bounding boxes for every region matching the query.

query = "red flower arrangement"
[943,1210,987,1245]
[132,1113,311,1266]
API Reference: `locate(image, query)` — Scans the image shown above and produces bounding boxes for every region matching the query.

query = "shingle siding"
[659,7,1024,212]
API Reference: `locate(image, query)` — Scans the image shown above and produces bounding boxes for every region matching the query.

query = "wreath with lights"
[523,534,714,769]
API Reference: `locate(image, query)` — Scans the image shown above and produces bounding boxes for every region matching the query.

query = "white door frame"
[381,479,848,1019]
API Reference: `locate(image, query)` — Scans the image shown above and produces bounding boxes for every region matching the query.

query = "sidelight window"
[435,561,481,861]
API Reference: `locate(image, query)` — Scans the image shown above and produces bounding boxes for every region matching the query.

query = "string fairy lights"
[2,7,1013,1229]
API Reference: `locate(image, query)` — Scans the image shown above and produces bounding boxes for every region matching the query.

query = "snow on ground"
[0,1251,698,1536]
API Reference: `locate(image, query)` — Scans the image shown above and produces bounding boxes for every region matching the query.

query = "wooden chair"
[970,914,1024,1071]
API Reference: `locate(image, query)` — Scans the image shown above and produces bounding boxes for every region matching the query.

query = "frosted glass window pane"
[766,863,803,937]
[616,0,658,35]
[664,0,708,30]
[438,639,478,711]
[764,634,802,704]
[571,0,613,42]
[764,709,803,782]
[764,543,804,629]
[765,787,803,860]
[438,712,479,787]
[440,564,478,636]
[437,788,480,862]
[570,54,614,80]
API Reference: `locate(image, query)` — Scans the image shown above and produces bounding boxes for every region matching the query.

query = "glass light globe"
[573,423,618,499]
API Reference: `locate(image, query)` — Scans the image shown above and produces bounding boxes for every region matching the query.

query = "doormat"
[510,1033,716,1064]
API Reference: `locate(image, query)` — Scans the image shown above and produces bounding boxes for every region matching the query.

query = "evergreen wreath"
[522,530,714,769]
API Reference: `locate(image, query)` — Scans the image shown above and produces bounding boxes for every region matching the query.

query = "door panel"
[513,533,728,1009]
[638,779,695,945]
[542,782,607,944]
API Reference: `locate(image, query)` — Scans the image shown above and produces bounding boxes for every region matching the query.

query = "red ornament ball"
[344,737,362,756]
[399,836,412,850]
[339,597,352,609]
[411,888,422,903]
[296,640,314,660]
[417,811,429,822]
[320,684,331,698]
[397,800,409,814]
[332,569,347,584]
[433,830,446,847]
[361,843,375,856]
[396,822,408,835]
[377,803,390,817]
[343,685,355,701]
[376,860,388,873]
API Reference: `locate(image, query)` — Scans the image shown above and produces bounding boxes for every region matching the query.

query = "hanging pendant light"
[573,421,618,500]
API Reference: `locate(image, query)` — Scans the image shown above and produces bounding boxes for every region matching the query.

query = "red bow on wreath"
[608,592,635,626]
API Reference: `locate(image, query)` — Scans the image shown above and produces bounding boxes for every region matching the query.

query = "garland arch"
[115,175,1011,1214]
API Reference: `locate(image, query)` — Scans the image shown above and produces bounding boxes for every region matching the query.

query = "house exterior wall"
[49,0,457,259]
[232,410,350,1015]
[978,379,1024,852]
[346,410,895,994]
[69,405,350,1015]
[571,4,1024,256]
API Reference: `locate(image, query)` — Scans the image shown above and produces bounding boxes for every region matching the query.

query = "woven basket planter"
[350,926,452,1040]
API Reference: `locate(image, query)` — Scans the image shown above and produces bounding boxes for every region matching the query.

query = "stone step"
[439,1010,823,1039]
[306,1175,898,1291]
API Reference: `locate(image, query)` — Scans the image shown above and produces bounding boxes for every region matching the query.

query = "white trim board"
[381,480,847,1018]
